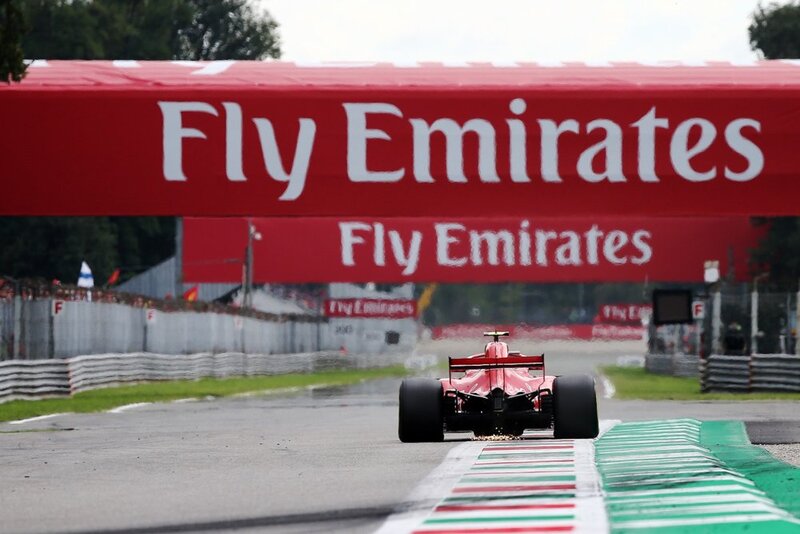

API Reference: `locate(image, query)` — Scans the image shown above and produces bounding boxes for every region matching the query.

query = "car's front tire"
[398,378,444,442]
[553,375,599,439]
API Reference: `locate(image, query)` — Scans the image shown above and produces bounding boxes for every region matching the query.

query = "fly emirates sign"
[3,62,800,217]
[159,99,762,202]
[182,217,760,283]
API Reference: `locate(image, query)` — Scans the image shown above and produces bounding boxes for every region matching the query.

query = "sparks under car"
[398,332,599,442]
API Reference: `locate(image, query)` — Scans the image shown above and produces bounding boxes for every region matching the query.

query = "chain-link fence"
[650,287,798,357]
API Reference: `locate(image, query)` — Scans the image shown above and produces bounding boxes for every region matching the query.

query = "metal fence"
[645,353,700,377]
[0,298,336,360]
[649,288,798,359]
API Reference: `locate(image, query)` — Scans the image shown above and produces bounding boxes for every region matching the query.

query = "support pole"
[751,288,758,355]
[12,291,21,359]
[712,289,722,354]
[175,217,183,299]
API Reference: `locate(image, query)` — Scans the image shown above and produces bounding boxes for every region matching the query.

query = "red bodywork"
[438,338,556,435]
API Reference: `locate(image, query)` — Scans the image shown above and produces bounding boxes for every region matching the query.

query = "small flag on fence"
[183,285,199,302]
[106,268,120,286]
[77,261,94,288]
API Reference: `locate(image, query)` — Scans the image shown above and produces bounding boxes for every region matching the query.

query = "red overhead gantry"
[1,60,799,217]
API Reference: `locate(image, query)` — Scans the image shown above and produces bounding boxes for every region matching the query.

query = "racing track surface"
[2,340,800,534]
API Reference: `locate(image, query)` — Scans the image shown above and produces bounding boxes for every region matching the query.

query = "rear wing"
[448,354,545,382]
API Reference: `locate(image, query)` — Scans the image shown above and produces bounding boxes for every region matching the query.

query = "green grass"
[0,366,408,423]
[601,365,800,401]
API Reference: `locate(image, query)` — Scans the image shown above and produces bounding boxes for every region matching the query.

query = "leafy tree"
[749,3,800,289]
[178,0,280,60]
[0,0,27,82]
[1,1,280,283]
[0,218,117,283]
[20,0,279,60]
[750,2,800,59]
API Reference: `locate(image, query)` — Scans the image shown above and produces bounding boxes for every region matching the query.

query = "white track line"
[108,402,152,414]
[600,375,616,399]
[376,420,619,534]
[7,413,71,425]
[374,440,485,534]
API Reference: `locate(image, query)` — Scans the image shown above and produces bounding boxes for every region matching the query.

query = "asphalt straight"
[2,341,799,534]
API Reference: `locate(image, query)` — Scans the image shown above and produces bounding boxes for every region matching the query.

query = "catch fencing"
[0,350,409,403]
[3,299,332,359]
[645,353,700,378]
[0,280,417,360]
[701,354,800,392]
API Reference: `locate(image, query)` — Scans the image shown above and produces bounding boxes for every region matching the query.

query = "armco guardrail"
[701,354,800,392]
[0,350,408,403]
[0,359,70,400]
[645,353,700,377]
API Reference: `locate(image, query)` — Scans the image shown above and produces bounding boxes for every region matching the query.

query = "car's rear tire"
[398,378,444,442]
[553,375,599,439]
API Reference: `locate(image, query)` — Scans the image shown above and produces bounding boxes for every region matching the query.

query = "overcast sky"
[258,0,776,63]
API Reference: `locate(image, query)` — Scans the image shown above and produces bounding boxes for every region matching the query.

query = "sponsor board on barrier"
[431,323,644,341]
[324,298,417,319]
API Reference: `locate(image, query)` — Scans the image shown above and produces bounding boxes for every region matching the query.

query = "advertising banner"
[324,298,417,318]
[430,323,645,341]
[183,216,761,283]
[3,61,800,216]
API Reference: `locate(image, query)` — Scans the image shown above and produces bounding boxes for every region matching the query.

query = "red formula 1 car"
[399,331,598,442]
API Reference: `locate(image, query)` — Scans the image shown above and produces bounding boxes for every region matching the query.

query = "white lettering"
[555,231,582,265]
[584,225,603,265]
[577,119,626,183]
[538,119,578,183]
[470,230,515,266]
[252,117,316,201]
[339,222,371,266]
[518,220,532,266]
[507,98,531,183]
[631,230,653,265]
[535,230,558,266]
[724,118,763,182]
[670,118,717,182]
[344,103,404,182]
[632,107,669,182]
[411,118,499,183]
[435,223,467,267]
[389,231,423,275]
[158,101,218,181]
[603,230,629,265]
[373,222,385,266]
[222,102,247,182]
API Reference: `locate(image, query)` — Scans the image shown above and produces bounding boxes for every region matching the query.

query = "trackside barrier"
[0,351,409,403]
[645,353,700,377]
[0,359,70,400]
[701,354,800,392]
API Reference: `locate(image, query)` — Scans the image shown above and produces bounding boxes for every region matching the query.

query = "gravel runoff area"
[761,445,800,467]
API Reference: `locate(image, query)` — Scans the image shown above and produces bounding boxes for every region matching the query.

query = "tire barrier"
[0,350,409,403]
[645,353,700,377]
[701,354,800,392]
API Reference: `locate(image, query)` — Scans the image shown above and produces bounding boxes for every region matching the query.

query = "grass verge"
[601,365,800,401]
[0,366,408,423]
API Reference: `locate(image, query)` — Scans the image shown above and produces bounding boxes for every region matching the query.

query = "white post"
[796,286,800,356]
[12,293,21,359]
[712,290,722,354]
[751,289,758,355]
